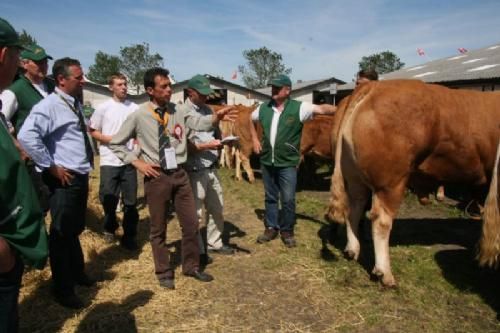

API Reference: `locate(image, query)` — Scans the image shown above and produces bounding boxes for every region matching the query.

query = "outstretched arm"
[312,103,337,115]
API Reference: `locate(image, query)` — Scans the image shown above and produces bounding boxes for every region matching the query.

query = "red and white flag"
[231,70,237,80]
[416,48,425,56]
[458,47,468,54]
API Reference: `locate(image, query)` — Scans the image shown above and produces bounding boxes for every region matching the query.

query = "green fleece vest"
[259,99,303,167]
[0,124,48,269]
[8,75,55,132]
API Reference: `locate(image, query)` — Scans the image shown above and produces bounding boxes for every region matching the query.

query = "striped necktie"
[156,107,170,170]
[74,100,94,167]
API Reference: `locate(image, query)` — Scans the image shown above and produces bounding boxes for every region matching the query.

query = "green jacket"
[259,99,303,167]
[8,75,55,132]
[0,124,48,269]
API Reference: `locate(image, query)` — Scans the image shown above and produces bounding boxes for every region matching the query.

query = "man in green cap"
[184,75,236,265]
[0,43,54,214]
[0,17,48,333]
[250,74,336,248]
[1,43,54,133]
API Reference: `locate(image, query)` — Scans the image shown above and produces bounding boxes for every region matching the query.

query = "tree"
[87,51,121,85]
[238,47,292,89]
[120,43,163,93]
[18,30,37,47]
[358,51,405,75]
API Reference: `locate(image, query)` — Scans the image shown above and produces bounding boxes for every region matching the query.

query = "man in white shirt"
[90,73,139,250]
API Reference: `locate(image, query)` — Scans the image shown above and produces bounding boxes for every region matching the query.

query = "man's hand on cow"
[214,106,239,122]
[199,139,222,150]
[132,159,161,178]
[48,165,74,186]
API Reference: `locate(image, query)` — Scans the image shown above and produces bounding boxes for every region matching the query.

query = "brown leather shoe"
[257,228,278,243]
[159,277,175,290]
[184,270,214,282]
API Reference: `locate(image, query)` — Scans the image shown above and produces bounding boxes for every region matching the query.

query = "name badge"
[164,147,177,169]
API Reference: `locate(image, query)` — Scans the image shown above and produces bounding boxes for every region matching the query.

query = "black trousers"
[99,165,138,239]
[44,172,88,295]
[0,254,23,333]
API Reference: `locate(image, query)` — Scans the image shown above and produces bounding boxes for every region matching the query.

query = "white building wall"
[292,92,313,103]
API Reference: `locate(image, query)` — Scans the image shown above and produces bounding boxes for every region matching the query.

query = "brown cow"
[210,104,259,182]
[327,80,500,287]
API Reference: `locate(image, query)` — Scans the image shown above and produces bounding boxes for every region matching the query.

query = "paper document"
[220,135,239,144]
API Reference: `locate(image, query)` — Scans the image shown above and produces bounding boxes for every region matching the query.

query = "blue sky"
[2,0,500,84]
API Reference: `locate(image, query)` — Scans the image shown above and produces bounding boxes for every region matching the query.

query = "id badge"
[164,147,178,169]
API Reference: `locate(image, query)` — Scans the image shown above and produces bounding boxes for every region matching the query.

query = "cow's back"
[348,80,500,190]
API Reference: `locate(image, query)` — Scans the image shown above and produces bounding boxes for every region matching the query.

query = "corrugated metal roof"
[338,42,500,91]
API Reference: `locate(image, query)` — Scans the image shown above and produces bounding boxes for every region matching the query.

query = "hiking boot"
[280,231,297,248]
[257,228,278,244]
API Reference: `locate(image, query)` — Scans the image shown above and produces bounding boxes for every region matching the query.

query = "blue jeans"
[261,165,297,233]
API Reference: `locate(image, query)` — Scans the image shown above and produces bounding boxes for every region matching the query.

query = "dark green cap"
[21,44,52,61]
[188,74,214,95]
[268,74,292,88]
[0,18,24,48]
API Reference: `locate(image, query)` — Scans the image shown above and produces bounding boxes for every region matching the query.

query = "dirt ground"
[17,167,500,333]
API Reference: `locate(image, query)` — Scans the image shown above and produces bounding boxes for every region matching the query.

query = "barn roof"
[339,42,500,91]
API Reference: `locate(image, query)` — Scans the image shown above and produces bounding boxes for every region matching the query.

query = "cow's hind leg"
[344,183,370,260]
[370,183,406,287]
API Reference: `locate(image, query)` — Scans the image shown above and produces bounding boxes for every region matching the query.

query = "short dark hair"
[52,57,81,86]
[144,67,170,90]
[357,69,379,81]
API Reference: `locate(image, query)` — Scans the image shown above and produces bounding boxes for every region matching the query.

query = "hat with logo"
[188,74,214,95]
[21,43,52,61]
[268,74,292,88]
[0,18,24,48]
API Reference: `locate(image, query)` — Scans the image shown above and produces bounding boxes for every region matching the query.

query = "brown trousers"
[144,169,199,280]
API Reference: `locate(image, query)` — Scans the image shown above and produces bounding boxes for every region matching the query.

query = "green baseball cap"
[0,18,24,48]
[188,74,214,95]
[21,43,52,61]
[268,74,292,88]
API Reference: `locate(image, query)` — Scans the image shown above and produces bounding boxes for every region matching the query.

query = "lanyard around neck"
[55,92,79,115]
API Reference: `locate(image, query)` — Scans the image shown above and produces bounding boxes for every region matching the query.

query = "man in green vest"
[0,17,48,333]
[0,43,54,213]
[250,74,336,247]
[0,43,54,133]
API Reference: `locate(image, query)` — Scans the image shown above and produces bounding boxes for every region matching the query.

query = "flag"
[231,70,237,80]
[417,48,425,56]
[458,47,468,54]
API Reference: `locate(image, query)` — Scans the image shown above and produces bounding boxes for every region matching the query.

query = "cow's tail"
[326,93,365,224]
[478,139,500,268]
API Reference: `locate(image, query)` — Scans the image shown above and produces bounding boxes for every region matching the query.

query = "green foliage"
[18,30,37,47]
[87,43,163,92]
[358,50,405,74]
[87,51,121,85]
[238,47,292,89]
[119,43,163,93]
